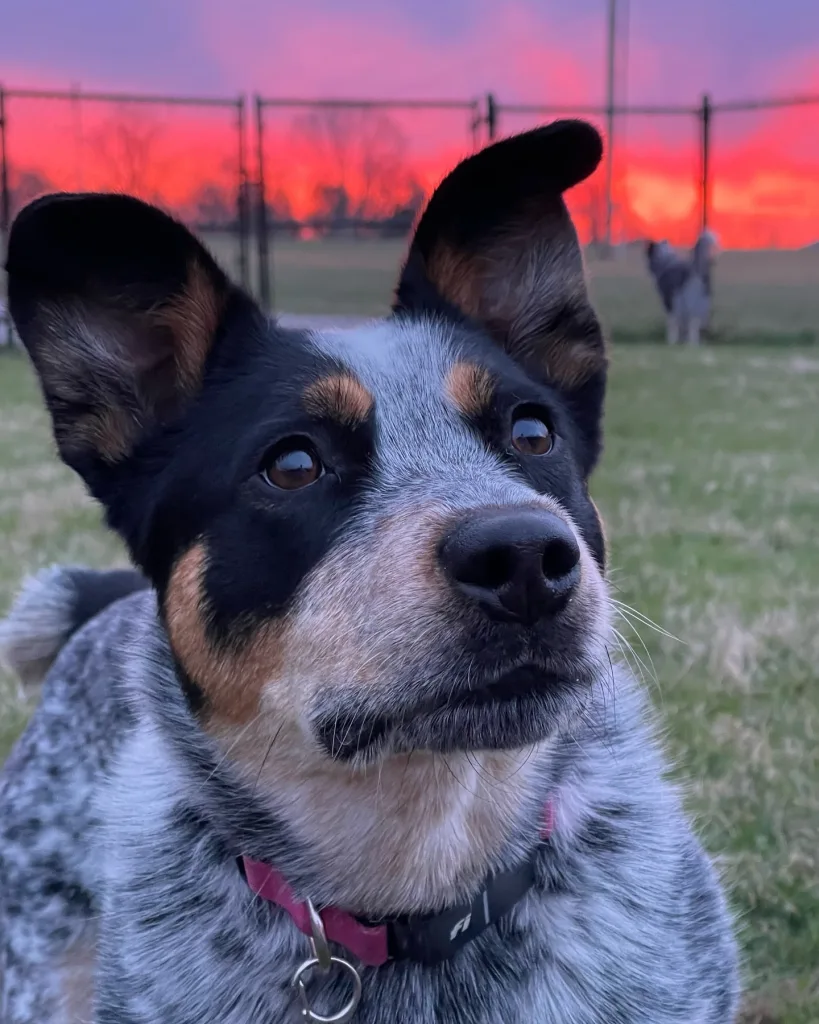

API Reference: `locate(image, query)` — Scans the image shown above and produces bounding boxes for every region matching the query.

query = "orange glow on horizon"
[3,86,818,250]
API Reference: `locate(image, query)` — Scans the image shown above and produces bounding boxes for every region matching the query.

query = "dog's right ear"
[393,120,607,474]
[6,193,249,487]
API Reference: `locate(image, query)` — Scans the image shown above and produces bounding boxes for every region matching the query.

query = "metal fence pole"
[699,93,712,233]
[486,93,497,142]
[0,86,9,241]
[604,0,618,254]
[254,96,271,311]
[70,82,83,190]
[469,100,481,151]
[0,85,10,346]
[236,96,249,291]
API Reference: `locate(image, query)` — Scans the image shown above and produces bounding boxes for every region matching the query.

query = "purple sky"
[2,0,817,105]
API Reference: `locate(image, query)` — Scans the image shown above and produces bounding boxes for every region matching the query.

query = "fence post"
[70,82,83,190]
[0,86,9,245]
[0,85,10,346]
[602,0,618,256]
[485,93,498,143]
[255,95,272,312]
[469,100,481,151]
[699,93,712,233]
[236,96,249,292]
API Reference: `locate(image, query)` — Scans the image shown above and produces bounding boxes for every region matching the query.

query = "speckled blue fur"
[1,581,739,1023]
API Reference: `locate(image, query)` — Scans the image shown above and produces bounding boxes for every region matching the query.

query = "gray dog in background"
[646,230,718,345]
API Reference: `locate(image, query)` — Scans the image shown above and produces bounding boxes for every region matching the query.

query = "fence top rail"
[711,94,819,112]
[257,96,479,111]
[3,86,817,119]
[497,102,699,117]
[2,87,242,109]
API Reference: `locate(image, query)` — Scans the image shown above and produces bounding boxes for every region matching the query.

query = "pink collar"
[241,800,554,968]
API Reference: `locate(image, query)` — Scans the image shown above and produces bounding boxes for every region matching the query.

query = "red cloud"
[3,9,817,249]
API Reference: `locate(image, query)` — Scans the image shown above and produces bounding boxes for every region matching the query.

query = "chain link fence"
[1,86,816,338]
[0,86,250,343]
[252,97,482,310]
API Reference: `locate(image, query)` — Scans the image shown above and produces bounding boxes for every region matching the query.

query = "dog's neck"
[135,621,556,919]
[213,719,553,918]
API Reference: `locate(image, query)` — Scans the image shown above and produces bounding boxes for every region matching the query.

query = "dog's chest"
[99,846,688,1024]
[98,790,690,1024]
[93,690,716,1024]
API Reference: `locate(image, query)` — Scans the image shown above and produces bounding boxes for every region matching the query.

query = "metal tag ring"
[292,955,363,1024]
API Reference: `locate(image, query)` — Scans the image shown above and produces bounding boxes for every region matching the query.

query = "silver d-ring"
[292,955,363,1023]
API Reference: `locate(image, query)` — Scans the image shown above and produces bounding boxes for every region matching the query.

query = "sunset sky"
[2,0,818,247]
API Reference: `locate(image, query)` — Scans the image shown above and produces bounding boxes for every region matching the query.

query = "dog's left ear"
[394,120,606,472]
[5,192,244,489]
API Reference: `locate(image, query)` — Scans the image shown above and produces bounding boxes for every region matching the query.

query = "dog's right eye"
[260,442,324,490]
[511,414,553,456]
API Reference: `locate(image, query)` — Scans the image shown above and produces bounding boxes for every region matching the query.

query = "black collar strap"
[240,800,554,967]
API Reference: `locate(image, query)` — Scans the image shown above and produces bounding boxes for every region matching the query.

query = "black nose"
[439,507,581,624]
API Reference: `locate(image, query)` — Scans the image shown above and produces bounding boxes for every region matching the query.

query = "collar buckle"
[291,898,363,1023]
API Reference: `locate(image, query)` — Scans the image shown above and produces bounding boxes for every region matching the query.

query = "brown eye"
[511,416,553,456]
[261,444,323,490]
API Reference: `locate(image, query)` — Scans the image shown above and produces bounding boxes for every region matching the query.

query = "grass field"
[1,342,816,1022]
[205,237,819,346]
[3,235,818,346]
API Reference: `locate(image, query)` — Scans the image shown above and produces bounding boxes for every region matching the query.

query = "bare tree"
[191,182,234,228]
[576,177,607,249]
[289,107,416,230]
[10,169,55,217]
[90,105,168,200]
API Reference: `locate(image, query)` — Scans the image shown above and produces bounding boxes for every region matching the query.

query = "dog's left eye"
[260,442,324,490]
[511,415,553,456]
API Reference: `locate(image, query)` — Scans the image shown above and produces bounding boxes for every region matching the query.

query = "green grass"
[201,236,819,346]
[592,347,819,1023]
[5,234,819,345]
[0,362,126,757]
[588,247,819,346]
[1,343,818,1022]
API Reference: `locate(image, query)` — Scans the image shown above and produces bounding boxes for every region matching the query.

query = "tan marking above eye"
[445,361,494,418]
[261,445,323,490]
[303,373,373,427]
[511,416,553,456]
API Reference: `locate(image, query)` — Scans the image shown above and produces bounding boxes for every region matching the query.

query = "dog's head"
[694,228,720,262]
[645,238,677,272]
[7,121,611,764]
